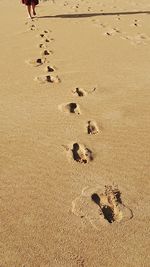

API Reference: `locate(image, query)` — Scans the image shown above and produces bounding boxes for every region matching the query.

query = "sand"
[0,0,150,266]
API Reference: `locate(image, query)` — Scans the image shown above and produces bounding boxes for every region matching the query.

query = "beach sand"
[0,0,150,266]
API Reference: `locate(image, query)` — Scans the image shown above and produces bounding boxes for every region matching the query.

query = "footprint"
[73,87,87,97]
[43,30,51,34]
[26,57,47,67]
[71,143,93,164]
[40,34,45,38]
[87,121,99,135]
[100,23,106,28]
[105,32,111,36]
[104,28,120,37]
[45,65,55,72]
[59,103,81,114]
[63,143,93,164]
[39,31,50,38]
[45,38,50,43]
[131,19,140,27]
[43,49,50,56]
[39,43,47,49]
[91,186,121,223]
[72,87,96,97]
[41,49,53,56]
[72,185,133,229]
[113,28,121,33]
[35,75,61,84]
[72,5,79,10]
[30,24,36,31]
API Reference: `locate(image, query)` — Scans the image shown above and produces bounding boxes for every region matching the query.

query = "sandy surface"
[0,0,150,266]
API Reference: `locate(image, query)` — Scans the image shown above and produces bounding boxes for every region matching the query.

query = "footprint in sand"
[130,19,141,28]
[25,20,37,30]
[38,43,47,49]
[45,65,55,73]
[39,30,50,38]
[64,143,93,164]
[26,57,47,67]
[71,143,93,164]
[86,121,99,135]
[30,24,36,31]
[132,22,138,27]
[39,33,45,38]
[43,38,54,43]
[59,103,81,114]
[72,185,133,229]
[45,38,50,43]
[100,23,106,28]
[105,32,111,36]
[72,4,79,11]
[41,49,53,56]
[104,28,121,37]
[35,75,61,84]
[116,16,121,21]
[39,38,51,43]
[72,87,87,97]
[72,87,96,97]
[43,30,51,34]
[39,34,50,41]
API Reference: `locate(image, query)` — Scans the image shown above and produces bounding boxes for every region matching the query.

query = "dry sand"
[0,0,150,266]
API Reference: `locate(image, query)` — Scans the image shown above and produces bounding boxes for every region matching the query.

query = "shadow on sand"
[38,10,150,19]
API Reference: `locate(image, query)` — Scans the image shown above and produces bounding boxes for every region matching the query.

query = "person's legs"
[27,5,32,18]
[31,2,36,16]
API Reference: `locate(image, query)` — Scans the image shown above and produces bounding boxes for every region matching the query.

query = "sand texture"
[0,0,150,266]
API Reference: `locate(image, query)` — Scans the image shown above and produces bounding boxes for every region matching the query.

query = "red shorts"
[22,0,39,5]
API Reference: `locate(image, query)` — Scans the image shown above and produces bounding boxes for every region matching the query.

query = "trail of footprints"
[55,4,132,225]
[25,12,133,229]
[25,23,60,83]
[60,85,100,164]
[92,17,150,46]
[25,21,98,165]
